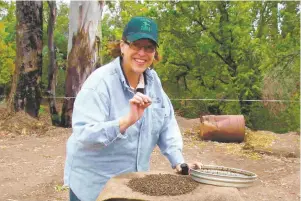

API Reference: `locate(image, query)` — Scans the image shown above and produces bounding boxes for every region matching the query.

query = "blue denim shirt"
[64,57,184,201]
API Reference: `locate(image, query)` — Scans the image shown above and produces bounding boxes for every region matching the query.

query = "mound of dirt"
[127,173,199,196]
[0,111,53,136]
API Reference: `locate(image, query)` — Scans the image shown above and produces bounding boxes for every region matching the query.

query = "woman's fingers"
[129,98,140,105]
[131,92,152,106]
[175,164,182,173]
[174,162,203,175]
[133,95,144,105]
[135,92,152,104]
[188,162,203,170]
[195,162,203,169]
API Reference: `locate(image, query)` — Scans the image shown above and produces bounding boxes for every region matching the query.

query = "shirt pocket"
[151,107,165,135]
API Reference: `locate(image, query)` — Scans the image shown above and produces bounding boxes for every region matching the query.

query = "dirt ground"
[0,106,299,201]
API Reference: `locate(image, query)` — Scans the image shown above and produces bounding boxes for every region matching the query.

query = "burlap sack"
[96,171,244,201]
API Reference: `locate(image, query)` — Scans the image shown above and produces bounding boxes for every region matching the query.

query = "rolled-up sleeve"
[72,87,125,147]
[157,94,185,168]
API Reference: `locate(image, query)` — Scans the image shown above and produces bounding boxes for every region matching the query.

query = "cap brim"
[126,32,158,47]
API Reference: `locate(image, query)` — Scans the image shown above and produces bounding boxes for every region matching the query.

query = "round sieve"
[190,165,257,188]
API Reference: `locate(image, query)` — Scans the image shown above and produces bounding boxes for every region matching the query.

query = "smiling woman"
[64,16,202,201]
[109,37,161,69]
[120,38,156,88]
[108,18,161,70]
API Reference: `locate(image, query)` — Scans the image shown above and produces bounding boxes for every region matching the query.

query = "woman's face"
[120,39,156,74]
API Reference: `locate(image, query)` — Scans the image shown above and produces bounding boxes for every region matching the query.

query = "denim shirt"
[64,57,184,201]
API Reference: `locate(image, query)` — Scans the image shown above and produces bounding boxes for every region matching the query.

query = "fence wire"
[0,95,299,102]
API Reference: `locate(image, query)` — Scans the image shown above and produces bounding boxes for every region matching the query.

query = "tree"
[8,1,43,117]
[155,1,263,117]
[46,1,60,125]
[41,1,69,99]
[141,1,299,131]
[61,0,105,127]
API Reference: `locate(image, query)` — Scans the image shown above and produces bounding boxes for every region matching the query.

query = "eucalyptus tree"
[8,1,43,117]
[61,0,105,127]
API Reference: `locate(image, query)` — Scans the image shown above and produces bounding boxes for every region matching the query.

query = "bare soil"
[0,106,299,201]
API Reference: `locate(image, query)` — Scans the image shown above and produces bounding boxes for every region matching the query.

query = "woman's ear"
[154,51,159,61]
[120,40,126,53]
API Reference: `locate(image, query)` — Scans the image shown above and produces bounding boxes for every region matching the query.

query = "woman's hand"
[119,92,152,133]
[128,92,152,124]
[175,162,203,174]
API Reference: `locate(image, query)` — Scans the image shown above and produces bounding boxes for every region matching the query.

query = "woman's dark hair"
[107,37,161,68]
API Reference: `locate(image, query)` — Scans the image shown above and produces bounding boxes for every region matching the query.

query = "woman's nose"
[137,47,147,55]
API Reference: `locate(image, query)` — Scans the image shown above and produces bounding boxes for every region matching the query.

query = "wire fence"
[0,95,299,103]
[0,94,299,133]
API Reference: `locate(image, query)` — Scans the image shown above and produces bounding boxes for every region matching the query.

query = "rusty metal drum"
[200,115,245,142]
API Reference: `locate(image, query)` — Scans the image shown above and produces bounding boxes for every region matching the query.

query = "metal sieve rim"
[190,165,257,179]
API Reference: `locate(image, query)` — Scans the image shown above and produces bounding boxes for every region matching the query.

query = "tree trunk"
[47,1,60,126]
[7,1,43,118]
[99,25,103,66]
[61,0,104,127]
[256,2,268,39]
[269,2,278,42]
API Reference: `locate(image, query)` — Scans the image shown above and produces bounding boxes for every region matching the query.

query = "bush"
[248,101,300,133]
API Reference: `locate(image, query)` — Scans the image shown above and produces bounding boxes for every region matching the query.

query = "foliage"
[154,1,299,132]
[54,184,69,192]
[1,1,299,132]
[0,1,16,94]
[39,104,47,114]
[100,1,300,132]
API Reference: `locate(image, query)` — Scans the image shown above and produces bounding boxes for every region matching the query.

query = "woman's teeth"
[134,59,146,63]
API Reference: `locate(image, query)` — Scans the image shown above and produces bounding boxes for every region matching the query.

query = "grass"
[244,130,278,150]
[221,129,278,160]
[54,184,69,192]
[39,105,47,114]
[224,143,262,160]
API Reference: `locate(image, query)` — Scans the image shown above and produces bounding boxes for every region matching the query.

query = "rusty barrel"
[200,115,245,143]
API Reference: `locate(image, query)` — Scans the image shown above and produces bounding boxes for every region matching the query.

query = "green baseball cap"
[122,16,159,46]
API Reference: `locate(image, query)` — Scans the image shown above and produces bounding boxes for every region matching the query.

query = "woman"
[64,16,202,201]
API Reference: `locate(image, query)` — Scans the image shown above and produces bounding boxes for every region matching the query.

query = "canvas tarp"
[96,171,244,201]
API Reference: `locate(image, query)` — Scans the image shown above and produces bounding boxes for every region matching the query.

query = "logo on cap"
[141,21,151,32]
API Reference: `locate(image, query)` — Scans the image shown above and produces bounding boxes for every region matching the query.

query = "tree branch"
[169,62,192,71]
